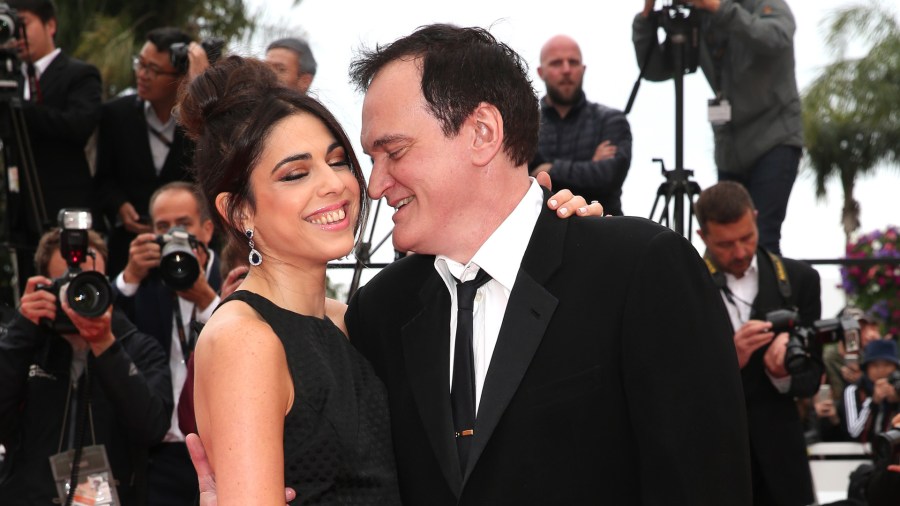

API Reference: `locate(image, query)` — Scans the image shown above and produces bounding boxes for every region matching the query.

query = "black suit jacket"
[741,249,821,506]
[12,52,100,236]
[94,94,194,224]
[347,207,752,505]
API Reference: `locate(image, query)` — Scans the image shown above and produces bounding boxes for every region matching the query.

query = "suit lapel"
[464,202,564,482]
[752,249,783,319]
[401,272,463,494]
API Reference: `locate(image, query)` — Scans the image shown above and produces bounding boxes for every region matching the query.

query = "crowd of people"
[1,0,899,505]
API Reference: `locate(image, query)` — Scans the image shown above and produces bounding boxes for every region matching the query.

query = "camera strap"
[146,124,173,148]
[764,250,792,304]
[173,294,197,362]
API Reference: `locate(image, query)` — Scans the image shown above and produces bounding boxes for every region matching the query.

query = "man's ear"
[470,102,503,167]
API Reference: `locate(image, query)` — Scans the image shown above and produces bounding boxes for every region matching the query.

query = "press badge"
[708,98,732,125]
[49,445,120,506]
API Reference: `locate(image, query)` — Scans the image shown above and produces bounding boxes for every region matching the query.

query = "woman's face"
[245,111,361,267]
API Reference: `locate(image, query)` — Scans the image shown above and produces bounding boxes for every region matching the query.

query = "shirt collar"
[435,178,543,291]
[33,48,61,78]
[724,253,758,285]
[143,100,175,129]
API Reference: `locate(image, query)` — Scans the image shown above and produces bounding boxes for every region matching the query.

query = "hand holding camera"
[123,232,162,284]
[19,275,59,326]
[763,331,791,378]
[733,320,775,368]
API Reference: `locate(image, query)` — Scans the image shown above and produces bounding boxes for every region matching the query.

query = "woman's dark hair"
[177,55,368,259]
[349,23,540,167]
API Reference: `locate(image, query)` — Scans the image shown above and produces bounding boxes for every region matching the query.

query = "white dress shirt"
[143,101,176,174]
[22,48,61,100]
[434,179,543,414]
[720,254,791,392]
[115,251,219,441]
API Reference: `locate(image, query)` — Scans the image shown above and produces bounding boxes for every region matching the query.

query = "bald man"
[529,35,632,216]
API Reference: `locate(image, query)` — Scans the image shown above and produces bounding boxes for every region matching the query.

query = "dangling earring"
[246,229,262,266]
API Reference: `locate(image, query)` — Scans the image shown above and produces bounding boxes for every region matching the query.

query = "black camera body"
[0,3,23,86]
[169,37,225,74]
[37,210,114,335]
[154,226,202,291]
[766,309,862,376]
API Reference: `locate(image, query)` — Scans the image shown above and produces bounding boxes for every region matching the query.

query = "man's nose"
[367,160,390,200]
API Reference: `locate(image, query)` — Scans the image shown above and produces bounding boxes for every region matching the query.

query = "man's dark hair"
[267,37,317,76]
[694,181,756,231]
[7,0,56,22]
[146,27,192,55]
[349,23,540,166]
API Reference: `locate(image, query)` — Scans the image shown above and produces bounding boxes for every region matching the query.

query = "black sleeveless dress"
[222,291,400,505]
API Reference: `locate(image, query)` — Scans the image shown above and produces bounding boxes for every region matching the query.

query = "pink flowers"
[840,226,900,337]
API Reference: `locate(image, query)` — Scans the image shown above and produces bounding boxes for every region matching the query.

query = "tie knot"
[456,268,491,310]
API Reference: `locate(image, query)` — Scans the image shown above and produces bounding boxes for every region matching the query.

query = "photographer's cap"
[862,339,900,368]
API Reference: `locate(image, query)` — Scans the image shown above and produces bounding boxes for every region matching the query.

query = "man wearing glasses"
[94,27,197,277]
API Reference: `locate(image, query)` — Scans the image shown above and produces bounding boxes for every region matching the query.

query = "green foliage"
[802,1,900,238]
[54,0,257,98]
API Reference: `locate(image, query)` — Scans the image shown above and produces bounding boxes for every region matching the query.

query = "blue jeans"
[719,145,800,255]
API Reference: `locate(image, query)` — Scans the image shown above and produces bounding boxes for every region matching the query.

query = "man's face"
[861,321,882,346]
[150,188,214,247]
[47,247,107,279]
[699,209,759,277]
[867,360,897,382]
[537,37,585,107]
[265,48,310,93]
[361,58,473,257]
[17,11,55,63]
[135,41,182,105]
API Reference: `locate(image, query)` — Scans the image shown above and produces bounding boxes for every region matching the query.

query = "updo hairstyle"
[177,55,368,258]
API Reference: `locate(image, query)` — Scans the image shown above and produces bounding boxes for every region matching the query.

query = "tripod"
[0,70,48,307]
[625,1,703,239]
[345,197,401,303]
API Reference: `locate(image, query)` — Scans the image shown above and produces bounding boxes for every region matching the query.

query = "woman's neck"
[238,258,328,318]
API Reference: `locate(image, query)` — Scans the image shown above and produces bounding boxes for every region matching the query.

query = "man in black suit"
[6,0,101,283]
[115,181,220,506]
[94,27,195,277]
[695,181,821,506]
[340,24,751,505]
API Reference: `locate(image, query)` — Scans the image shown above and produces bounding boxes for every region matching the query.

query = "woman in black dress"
[180,55,398,504]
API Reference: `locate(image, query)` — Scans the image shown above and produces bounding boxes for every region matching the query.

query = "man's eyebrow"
[371,134,411,150]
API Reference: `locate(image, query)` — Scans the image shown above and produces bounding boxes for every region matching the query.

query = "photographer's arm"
[72,304,174,445]
[0,277,56,441]
[632,3,675,82]
[706,0,796,55]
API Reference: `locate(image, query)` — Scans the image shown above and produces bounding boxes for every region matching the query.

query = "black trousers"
[147,442,197,506]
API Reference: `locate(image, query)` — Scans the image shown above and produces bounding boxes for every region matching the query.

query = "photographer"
[695,182,821,506]
[115,181,220,506]
[6,0,101,281]
[0,227,172,505]
[867,413,900,506]
[819,340,900,445]
[633,0,802,255]
[93,27,200,277]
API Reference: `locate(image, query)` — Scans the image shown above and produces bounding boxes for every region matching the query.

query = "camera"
[0,2,20,47]
[766,309,862,376]
[155,226,202,290]
[169,37,225,74]
[37,209,114,335]
[874,428,900,467]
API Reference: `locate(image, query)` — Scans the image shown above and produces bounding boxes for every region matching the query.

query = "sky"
[237,0,899,316]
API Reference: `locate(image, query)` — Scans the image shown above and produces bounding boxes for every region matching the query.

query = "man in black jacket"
[6,0,102,283]
[94,27,196,276]
[0,228,172,505]
[696,181,821,506]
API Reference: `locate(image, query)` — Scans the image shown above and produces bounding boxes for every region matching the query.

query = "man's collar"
[33,48,61,78]
[435,179,543,292]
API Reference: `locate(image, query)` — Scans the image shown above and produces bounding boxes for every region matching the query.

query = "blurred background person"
[529,34,632,216]
[0,226,171,505]
[93,27,196,277]
[633,0,802,254]
[6,0,101,284]
[265,37,317,93]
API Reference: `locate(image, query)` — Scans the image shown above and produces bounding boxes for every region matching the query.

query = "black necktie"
[451,268,492,471]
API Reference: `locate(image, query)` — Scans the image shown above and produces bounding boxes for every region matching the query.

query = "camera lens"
[65,272,113,317]
[160,251,200,291]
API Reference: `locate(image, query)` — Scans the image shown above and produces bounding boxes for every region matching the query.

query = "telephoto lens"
[65,271,114,317]
[156,226,201,290]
